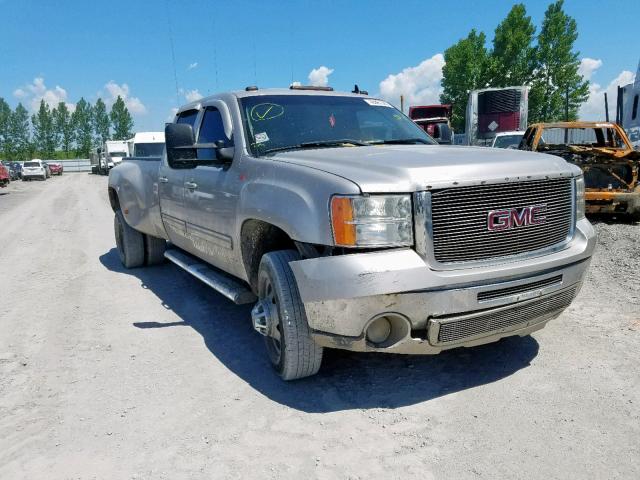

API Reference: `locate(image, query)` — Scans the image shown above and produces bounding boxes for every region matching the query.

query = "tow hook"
[251,300,273,337]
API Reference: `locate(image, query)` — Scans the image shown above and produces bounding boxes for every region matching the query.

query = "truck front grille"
[430,178,573,263]
[433,287,577,345]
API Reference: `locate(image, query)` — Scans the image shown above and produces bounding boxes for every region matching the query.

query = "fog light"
[366,316,392,344]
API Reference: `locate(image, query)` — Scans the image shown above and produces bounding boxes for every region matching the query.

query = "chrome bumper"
[290,218,595,353]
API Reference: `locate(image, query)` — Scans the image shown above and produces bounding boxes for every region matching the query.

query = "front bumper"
[290,218,596,354]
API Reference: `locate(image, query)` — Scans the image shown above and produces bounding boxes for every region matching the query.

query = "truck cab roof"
[176,88,374,116]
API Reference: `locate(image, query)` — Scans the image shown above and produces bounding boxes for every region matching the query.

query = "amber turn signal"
[331,196,356,246]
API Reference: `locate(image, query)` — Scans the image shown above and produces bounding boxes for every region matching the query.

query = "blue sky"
[1,0,638,130]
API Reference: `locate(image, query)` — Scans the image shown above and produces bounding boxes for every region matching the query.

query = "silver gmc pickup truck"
[108,86,596,380]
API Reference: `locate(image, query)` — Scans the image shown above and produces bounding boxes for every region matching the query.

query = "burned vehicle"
[520,122,640,218]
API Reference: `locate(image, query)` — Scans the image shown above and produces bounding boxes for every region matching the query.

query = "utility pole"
[604,92,609,122]
[564,86,569,144]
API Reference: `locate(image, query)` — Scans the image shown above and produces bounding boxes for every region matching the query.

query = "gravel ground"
[0,174,638,479]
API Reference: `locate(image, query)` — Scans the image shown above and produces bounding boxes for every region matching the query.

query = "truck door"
[183,103,242,276]
[158,109,200,251]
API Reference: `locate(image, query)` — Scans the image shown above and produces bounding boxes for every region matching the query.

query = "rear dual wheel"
[114,210,166,268]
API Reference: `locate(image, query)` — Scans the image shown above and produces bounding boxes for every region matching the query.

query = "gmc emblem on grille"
[487,204,547,231]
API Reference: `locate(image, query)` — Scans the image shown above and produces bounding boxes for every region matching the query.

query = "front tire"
[257,250,323,380]
[114,210,145,268]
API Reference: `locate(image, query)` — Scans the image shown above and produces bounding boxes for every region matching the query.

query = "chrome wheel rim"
[263,279,282,364]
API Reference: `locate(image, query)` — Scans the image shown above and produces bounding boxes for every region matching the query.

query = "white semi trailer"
[126,132,165,158]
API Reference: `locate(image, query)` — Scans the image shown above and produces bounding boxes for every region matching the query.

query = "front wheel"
[114,210,145,268]
[256,250,323,380]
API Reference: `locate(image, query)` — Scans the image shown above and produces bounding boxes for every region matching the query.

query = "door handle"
[158,176,169,183]
[184,181,198,190]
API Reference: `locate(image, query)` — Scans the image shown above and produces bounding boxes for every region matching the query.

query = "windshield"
[110,152,127,157]
[239,94,436,156]
[493,134,523,149]
[134,143,165,157]
[539,127,627,149]
[24,161,40,167]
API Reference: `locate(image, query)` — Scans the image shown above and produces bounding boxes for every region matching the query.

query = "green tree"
[54,102,74,158]
[7,103,31,160]
[93,97,110,145]
[32,100,57,158]
[72,98,94,157]
[110,96,134,140]
[529,0,589,122]
[0,98,11,159]
[489,4,536,87]
[440,29,490,132]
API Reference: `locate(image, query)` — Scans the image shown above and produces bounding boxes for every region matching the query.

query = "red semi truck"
[408,104,453,144]
[465,86,529,146]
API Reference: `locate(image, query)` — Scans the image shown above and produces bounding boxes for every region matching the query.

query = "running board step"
[164,249,257,305]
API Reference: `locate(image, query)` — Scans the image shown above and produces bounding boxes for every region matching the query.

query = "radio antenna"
[165,0,180,100]
[213,16,219,91]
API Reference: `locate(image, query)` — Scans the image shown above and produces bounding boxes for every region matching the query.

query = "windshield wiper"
[261,139,369,156]
[369,138,432,145]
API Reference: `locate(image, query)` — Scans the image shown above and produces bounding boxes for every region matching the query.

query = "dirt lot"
[0,174,639,479]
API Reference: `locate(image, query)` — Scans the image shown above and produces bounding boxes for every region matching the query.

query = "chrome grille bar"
[429,178,573,263]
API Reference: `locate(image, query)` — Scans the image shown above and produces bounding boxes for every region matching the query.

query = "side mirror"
[166,123,197,167]
[213,139,235,162]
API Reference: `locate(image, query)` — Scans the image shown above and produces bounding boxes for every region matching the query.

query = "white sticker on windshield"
[254,132,269,143]
[364,98,392,107]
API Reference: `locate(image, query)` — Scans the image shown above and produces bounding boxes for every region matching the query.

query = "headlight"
[331,195,413,247]
[575,175,585,220]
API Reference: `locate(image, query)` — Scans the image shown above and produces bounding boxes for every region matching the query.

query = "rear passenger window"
[176,110,199,127]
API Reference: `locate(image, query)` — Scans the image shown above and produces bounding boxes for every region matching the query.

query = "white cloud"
[378,53,445,108]
[13,77,72,112]
[184,89,203,102]
[166,107,179,122]
[578,58,603,81]
[579,63,636,120]
[188,62,198,70]
[308,66,334,87]
[102,81,147,115]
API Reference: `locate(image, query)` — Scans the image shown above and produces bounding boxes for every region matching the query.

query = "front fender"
[236,161,360,244]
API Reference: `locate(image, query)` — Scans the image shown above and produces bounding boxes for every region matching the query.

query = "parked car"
[42,162,52,178]
[0,162,10,187]
[48,162,64,175]
[109,86,595,380]
[2,161,18,181]
[7,162,22,180]
[491,131,524,149]
[519,121,640,219]
[22,159,48,181]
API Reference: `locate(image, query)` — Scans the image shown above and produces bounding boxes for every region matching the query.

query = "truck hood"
[272,145,577,192]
